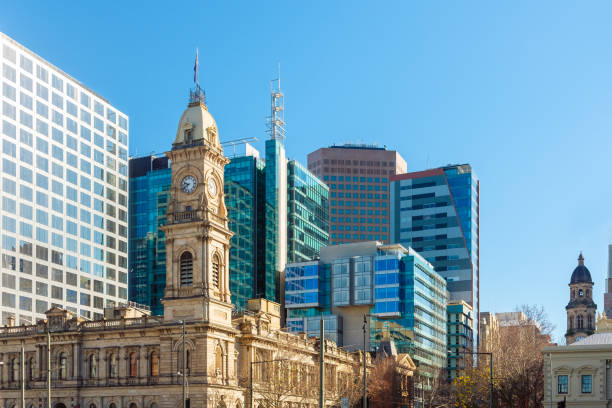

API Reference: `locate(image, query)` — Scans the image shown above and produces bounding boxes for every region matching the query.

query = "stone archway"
[54,404,67,408]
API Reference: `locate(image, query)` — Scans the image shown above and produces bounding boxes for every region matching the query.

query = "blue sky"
[4,1,612,342]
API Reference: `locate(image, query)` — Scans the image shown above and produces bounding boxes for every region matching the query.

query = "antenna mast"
[267,63,286,144]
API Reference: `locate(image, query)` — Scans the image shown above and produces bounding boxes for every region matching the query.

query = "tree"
[368,356,415,408]
[329,362,363,408]
[479,304,555,408]
[242,350,318,408]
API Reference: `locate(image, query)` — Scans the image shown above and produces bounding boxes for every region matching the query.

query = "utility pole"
[21,339,25,408]
[319,315,325,408]
[362,315,367,408]
[47,331,51,408]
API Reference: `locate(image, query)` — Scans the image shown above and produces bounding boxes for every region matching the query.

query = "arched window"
[129,403,137,408]
[89,404,96,408]
[180,252,193,286]
[150,352,159,377]
[59,352,67,379]
[109,354,118,378]
[215,345,223,375]
[89,354,98,378]
[212,255,220,289]
[28,357,35,381]
[569,316,574,330]
[109,404,117,408]
[129,352,138,377]
[579,289,583,297]
[572,290,575,299]
[587,314,593,329]
[586,289,591,298]
[577,315,584,329]
[179,349,190,374]
[10,357,18,382]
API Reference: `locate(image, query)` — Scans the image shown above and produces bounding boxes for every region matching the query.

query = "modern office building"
[446,300,474,380]
[224,140,329,311]
[0,33,129,324]
[307,144,406,245]
[390,164,480,345]
[128,155,171,316]
[285,241,448,371]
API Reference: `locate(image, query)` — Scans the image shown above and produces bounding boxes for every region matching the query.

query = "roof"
[570,332,612,346]
[570,253,593,284]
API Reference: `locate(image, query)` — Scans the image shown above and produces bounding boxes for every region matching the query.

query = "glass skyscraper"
[390,164,480,346]
[0,33,129,324]
[224,141,329,311]
[285,241,447,371]
[128,155,170,316]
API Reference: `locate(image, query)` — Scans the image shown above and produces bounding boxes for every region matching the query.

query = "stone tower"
[565,253,597,344]
[161,90,233,325]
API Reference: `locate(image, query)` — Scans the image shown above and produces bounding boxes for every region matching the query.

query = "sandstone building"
[0,90,415,408]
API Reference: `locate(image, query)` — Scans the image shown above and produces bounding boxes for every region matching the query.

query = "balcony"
[173,210,199,223]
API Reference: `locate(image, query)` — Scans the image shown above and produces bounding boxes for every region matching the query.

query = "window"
[557,375,568,394]
[180,252,193,286]
[129,352,138,377]
[150,352,159,376]
[109,354,118,378]
[215,346,223,375]
[212,255,220,289]
[581,374,592,393]
[89,354,98,377]
[577,315,584,329]
[59,352,67,379]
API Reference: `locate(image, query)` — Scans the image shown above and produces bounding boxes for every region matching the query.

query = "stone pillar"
[139,346,147,384]
[73,342,79,379]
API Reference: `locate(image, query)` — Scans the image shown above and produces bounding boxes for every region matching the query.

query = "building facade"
[224,142,329,311]
[446,300,474,381]
[285,241,448,372]
[0,32,129,325]
[565,253,597,345]
[390,164,479,346]
[543,333,612,407]
[307,144,407,245]
[0,91,414,408]
[128,155,171,316]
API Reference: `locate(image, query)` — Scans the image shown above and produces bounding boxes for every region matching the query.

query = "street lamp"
[362,314,375,408]
[448,350,494,408]
[249,358,289,408]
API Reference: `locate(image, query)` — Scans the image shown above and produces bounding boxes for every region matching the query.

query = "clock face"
[208,178,218,196]
[181,175,197,194]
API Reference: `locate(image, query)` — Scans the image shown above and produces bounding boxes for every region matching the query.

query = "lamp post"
[179,320,186,408]
[249,358,289,408]
[362,314,374,408]
[448,350,493,408]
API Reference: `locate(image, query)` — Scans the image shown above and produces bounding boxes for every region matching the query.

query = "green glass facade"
[225,141,329,311]
[287,160,330,263]
[128,156,171,316]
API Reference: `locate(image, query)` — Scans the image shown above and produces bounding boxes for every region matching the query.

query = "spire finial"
[578,252,584,266]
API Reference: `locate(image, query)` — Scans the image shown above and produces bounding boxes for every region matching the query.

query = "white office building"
[0,32,129,324]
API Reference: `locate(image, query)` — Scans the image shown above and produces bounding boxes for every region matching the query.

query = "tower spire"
[578,252,584,266]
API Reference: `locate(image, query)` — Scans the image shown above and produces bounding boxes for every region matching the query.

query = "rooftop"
[570,332,612,346]
[329,143,386,150]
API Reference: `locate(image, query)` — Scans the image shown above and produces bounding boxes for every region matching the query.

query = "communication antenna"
[267,62,286,144]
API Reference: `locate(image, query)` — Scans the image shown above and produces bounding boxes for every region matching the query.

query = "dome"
[173,101,220,149]
[570,253,593,284]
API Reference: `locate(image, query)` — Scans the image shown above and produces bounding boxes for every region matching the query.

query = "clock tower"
[161,90,233,325]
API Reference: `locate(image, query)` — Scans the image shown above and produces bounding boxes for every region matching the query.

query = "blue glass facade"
[285,242,447,371]
[128,156,171,316]
[390,164,479,348]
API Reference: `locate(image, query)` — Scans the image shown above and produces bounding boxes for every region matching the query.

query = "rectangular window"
[581,375,592,393]
[557,375,568,394]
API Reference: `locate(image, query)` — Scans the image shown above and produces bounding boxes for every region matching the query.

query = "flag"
[194,49,199,85]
